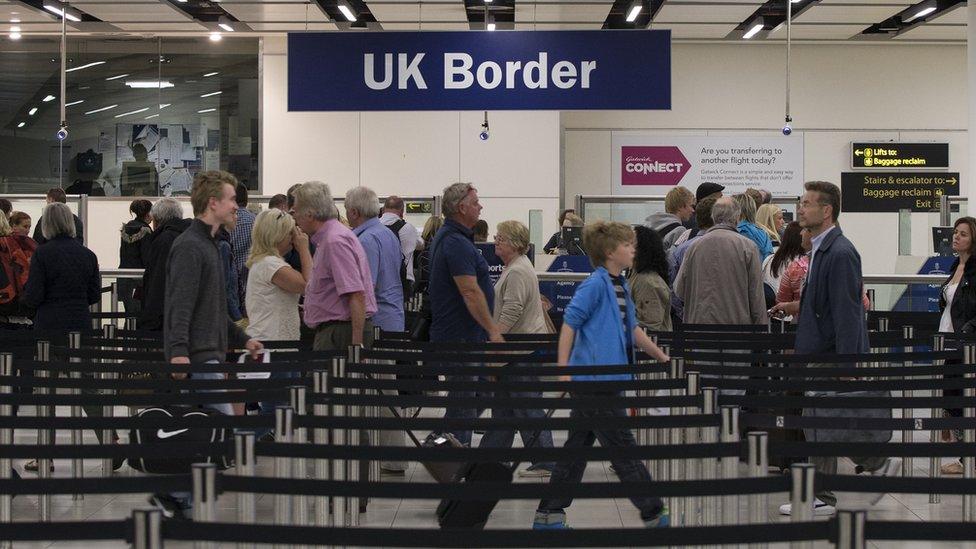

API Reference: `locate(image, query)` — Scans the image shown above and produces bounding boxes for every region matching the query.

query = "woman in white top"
[480,220,555,476]
[937,216,976,474]
[245,209,311,342]
[246,210,312,428]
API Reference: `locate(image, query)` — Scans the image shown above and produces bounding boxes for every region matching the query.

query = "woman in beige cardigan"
[479,220,555,476]
[629,225,672,332]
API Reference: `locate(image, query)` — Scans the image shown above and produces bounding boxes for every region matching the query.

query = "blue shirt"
[353,217,405,332]
[429,218,495,342]
[736,221,774,260]
[563,267,637,381]
[808,225,835,277]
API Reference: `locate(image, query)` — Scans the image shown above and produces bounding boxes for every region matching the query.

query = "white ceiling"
[0,0,968,42]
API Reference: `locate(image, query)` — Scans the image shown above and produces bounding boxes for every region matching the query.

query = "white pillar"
[969,2,976,204]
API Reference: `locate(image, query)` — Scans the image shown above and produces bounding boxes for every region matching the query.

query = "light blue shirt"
[808,225,835,277]
[353,217,405,331]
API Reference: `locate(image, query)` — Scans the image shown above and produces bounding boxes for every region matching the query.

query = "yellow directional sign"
[852,142,948,169]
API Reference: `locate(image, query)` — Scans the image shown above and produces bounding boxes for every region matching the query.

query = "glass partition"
[576,194,798,226]
[0,36,259,196]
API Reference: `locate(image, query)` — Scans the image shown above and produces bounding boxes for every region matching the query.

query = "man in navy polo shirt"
[429,182,504,445]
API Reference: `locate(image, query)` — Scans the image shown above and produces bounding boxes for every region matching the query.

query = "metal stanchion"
[290,385,309,532]
[35,340,52,522]
[682,371,700,528]
[836,509,866,549]
[312,369,333,527]
[331,357,349,527]
[930,333,945,504]
[0,353,12,548]
[719,405,740,526]
[347,344,364,524]
[902,325,914,478]
[370,325,382,485]
[667,357,685,486]
[132,508,163,549]
[235,431,256,549]
[192,462,218,549]
[124,317,138,331]
[789,463,816,549]
[101,324,117,477]
[274,406,294,532]
[701,386,718,526]
[747,432,769,540]
[68,332,84,499]
[877,316,889,335]
[866,289,876,312]
[110,281,119,315]
[963,343,976,522]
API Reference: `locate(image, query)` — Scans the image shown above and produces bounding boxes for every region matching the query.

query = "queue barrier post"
[101,323,118,477]
[110,281,119,316]
[274,406,295,533]
[683,371,701,528]
[35,340,52,522]
[964,343,976,522]
[930,333,945,504]
[344,346,364,524]
[90,293,101,331]
[124,316,137,331]
[667,356,685,485]
[902,325,914,478]
[331,356,350,527]
[719,405,740,526]
[289,385,310,532]
[234,431,257,549]
[0,352,12,549]
[132,508,163,549]
[191,462,218,549]
[866,289,876,312]
[312,369,333,528]
[747,431,769,533]
[836,509,866,549]
[370,325,383,486]
[789,463,816,549]
[701,386,719,526]
[68,331,84,499]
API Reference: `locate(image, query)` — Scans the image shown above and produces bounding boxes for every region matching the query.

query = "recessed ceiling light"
[84,104,118,115]
[200,91,222,98]
[217,17,234,32]
[114,107,150,118]
[65,99,84,107]
[9,29,20,40]
[43,95,56,102]
[203,71,219,77]
[337,0,357,22]
[43,3,81,22]
[197,108,216,113]
[106,73,129,81]
[10,18,20,23]
[159,103,171,109]
[145,113,159,119]
[905,6,936,21]
[28,107,37,116]
[625,0,641,22]
[17,122,25,128]
[743,22,764,39]
[125,80,175,89]
[209,31,222,42]
[65,61,106,72]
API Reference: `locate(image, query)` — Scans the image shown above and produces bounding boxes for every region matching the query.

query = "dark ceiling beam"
[310,0,382,29]
[602,0,663,29]
[726,0,821,40]
[464,0,515,31]
[856,0,964,39]
[160,0,253,32]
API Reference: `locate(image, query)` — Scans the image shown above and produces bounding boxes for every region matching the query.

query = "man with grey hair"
[380,195,422,299]
[141,198,191,331]
[675,196,767,326]
[428,182,503,446]
[293,181,377,350]
[345,185,407,474]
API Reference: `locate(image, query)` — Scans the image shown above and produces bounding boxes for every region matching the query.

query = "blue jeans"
[442,368,488,446]
[171,364,230,510]
[478,374,555,471]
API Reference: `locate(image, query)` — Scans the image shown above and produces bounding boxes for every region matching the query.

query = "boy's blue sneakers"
[643,506,670,528]
[532,510,568,530]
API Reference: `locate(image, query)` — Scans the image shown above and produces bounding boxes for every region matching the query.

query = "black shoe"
[148,494,189,521]
[113,457,125,471]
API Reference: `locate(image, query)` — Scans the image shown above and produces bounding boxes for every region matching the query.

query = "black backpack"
[386,219,412,298]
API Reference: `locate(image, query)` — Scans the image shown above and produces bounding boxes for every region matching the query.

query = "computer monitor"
[561,226,585,256]
[121,162,158,196]
[933,226,954,257]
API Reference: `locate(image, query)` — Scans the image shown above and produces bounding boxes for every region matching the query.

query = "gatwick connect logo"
[621,146,691,186]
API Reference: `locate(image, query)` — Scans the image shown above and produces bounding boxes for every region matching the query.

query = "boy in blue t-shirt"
[533,221,671,529]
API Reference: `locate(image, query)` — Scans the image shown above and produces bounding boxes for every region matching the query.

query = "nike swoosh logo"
[156,429,189,439]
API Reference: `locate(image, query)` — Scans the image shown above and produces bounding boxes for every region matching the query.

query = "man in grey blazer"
[772,181,900,516]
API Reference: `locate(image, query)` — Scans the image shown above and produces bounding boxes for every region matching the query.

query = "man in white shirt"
[379,195,423,299]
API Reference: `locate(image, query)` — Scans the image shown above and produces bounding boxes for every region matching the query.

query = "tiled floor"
[5,405,973,548]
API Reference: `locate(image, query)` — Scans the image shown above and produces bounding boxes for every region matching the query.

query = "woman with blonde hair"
[245,209,311,343]
[755,204,784,247]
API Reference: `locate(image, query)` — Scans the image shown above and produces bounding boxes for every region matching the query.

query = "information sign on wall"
[288,31,671,111]
[840,172,959,212]
[405,201,432,214]
[851,142,949,170]
[611,134,805,197]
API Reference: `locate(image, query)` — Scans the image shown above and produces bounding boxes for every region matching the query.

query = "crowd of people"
[0,173,973,524]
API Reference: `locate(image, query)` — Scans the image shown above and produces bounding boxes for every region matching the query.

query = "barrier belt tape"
[670,350,960,364]
[0,389,290,406]
[345,362,667,376]
[720,394,976,408]
[0,374,313,390]
[306,393,705,409]
[9,359,332,373]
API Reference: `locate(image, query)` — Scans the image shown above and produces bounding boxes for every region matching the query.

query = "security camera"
[782,124,792,136]
[479,129,490,141]
[56,124,69,141]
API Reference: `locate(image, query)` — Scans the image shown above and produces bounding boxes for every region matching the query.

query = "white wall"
[564,42,968,275]
[261,36,561,245]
